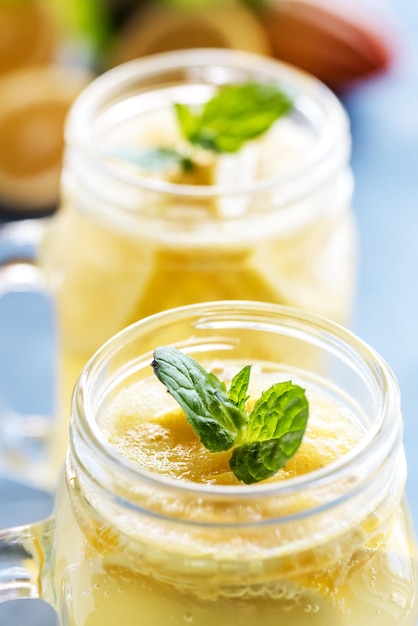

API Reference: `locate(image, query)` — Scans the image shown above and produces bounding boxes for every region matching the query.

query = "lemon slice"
[106,0,271,67]
[0,0,56,75]
[0,65,91,215]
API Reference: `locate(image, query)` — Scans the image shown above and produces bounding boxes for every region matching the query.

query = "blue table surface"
[0,1,417,623]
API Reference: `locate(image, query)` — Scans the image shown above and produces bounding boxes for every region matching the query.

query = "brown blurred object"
[0,0,56,76]
[257,0,395,89]
[106,0,272,67]
[0,66,91,218]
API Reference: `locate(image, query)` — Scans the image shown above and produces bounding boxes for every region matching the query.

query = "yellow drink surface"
[100,369,360,486]
[54,364,418,626]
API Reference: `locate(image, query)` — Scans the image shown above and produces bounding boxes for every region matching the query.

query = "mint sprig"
[151,347,308,484]
[111,82,293,174]
[175,82,293,153]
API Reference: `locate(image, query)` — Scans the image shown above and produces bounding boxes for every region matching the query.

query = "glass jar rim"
[65,48,351,198]
[71,301,401,510]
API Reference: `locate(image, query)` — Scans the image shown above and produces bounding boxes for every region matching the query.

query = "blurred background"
[0,0,417,623]
[0,0,401,220]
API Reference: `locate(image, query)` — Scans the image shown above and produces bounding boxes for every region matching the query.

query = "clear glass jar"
[0,301,416,626]
[39,49,356,476]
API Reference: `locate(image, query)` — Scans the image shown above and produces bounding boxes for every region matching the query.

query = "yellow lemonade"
[52,364,418,626]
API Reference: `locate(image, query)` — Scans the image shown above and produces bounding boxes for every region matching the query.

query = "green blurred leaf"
[176,82,293,153]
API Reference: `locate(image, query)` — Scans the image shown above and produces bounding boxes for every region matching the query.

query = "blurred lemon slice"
[0,65,91,215]
[0,0,56,75]
[106,0,271,66]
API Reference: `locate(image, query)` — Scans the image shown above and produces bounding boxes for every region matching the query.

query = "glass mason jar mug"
[0,48,356,486]
[0,301,416,626]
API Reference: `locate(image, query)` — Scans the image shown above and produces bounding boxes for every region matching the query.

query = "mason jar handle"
[0,516,54,604]
[0,219,56,491]
[0,218,45,263]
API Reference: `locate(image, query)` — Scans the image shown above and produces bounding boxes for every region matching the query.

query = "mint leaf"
[175,82,293,153]
[246,381,308,441]
[108,147,194,173]
[174,105,202,146]
[228,365,251,414]
[230,432,304,484]
[151,347,308,483]
[230,382,309,484]
[151,347,246,452]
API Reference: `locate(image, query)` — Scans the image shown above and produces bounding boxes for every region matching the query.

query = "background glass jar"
[0,301,416,626]
[0,48,357,487]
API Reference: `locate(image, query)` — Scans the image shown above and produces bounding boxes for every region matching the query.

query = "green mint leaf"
[228,365,251,414]
[230,431,304,484]
[175,82,293,153]
[108,147,194,173]
[246,381,308,441]
[151,347,246,452]
[230,382,309,483]
[174,104,202,146]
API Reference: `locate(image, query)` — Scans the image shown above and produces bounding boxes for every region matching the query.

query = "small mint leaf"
[228,365,251,416]
[229,382,309,483]
[175,82,293,153]
[152,347,246,452]
[246,382,308,441]
[174,103,202,144]
[230,431,304,484]
[108,147,194,173]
